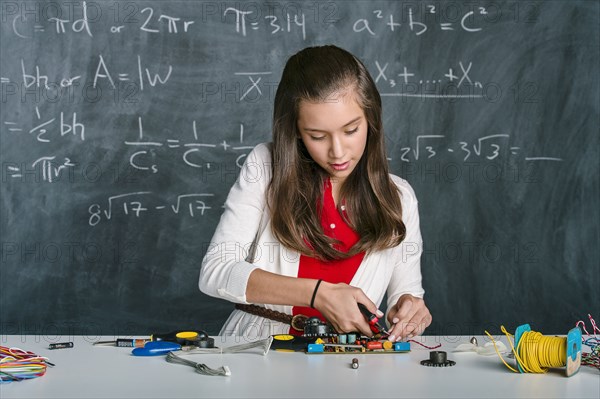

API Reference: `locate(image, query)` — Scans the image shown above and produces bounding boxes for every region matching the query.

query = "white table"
[1,335,598,398]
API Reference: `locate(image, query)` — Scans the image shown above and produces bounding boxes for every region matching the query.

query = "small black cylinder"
[49,342,74,350]
[429,351,447,364]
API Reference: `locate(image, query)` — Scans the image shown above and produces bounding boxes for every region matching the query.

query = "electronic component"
[271,320,412,355]
[48,342,73,350]
[303,317,336,337]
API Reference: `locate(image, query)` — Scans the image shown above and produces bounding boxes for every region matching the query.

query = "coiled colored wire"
[580,342,599,370]
[517,330,566,373]
[576,314,600,370]
[485,326,567,373]
[0,346,49,383]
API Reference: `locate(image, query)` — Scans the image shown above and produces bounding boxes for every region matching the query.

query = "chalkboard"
[1,0,598,337]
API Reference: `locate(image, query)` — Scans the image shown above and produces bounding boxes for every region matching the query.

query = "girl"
[199,45,431,341]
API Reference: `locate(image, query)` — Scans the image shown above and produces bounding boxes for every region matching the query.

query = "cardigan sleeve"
[198,143,272,303]
[385,175,426,311]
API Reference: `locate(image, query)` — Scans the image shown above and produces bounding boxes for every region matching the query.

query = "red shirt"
[290,179,365,335]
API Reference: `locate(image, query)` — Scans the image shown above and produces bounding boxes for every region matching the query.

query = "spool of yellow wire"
[485,324,582,377]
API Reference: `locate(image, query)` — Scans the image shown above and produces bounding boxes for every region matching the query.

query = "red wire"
[407,339,442,349]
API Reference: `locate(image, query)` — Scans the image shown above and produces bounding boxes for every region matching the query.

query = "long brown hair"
[268,45,406,261]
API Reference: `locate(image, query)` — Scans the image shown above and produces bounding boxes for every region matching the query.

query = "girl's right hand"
[311,281,382,337]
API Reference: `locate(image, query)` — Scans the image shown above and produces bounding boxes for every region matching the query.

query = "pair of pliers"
[358,303,390,336]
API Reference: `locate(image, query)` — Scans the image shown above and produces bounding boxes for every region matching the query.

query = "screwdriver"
[357,303,390,335]
[93,330,210,348]
[93,338,150,347]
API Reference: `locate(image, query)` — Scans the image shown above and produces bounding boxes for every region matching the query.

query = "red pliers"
[358,303,390,336]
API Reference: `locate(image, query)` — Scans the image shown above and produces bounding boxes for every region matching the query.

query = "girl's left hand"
[386,294,432,341]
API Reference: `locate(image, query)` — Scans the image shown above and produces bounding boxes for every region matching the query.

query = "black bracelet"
[310,279,323,309]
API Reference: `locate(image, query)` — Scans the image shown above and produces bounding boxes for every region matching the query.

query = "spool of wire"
[485,324,582,377]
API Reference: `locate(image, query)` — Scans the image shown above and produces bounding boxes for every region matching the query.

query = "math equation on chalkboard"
[0,0,567,226]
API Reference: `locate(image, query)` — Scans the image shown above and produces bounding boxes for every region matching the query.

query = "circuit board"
[271,334,410,354]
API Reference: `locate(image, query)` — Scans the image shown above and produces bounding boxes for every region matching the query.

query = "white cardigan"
[199,143,425,338]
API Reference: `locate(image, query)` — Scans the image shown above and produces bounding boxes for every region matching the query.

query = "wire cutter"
[358,303,390,336]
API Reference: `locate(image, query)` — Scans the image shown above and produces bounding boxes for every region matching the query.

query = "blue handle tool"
[131,340,181,356]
